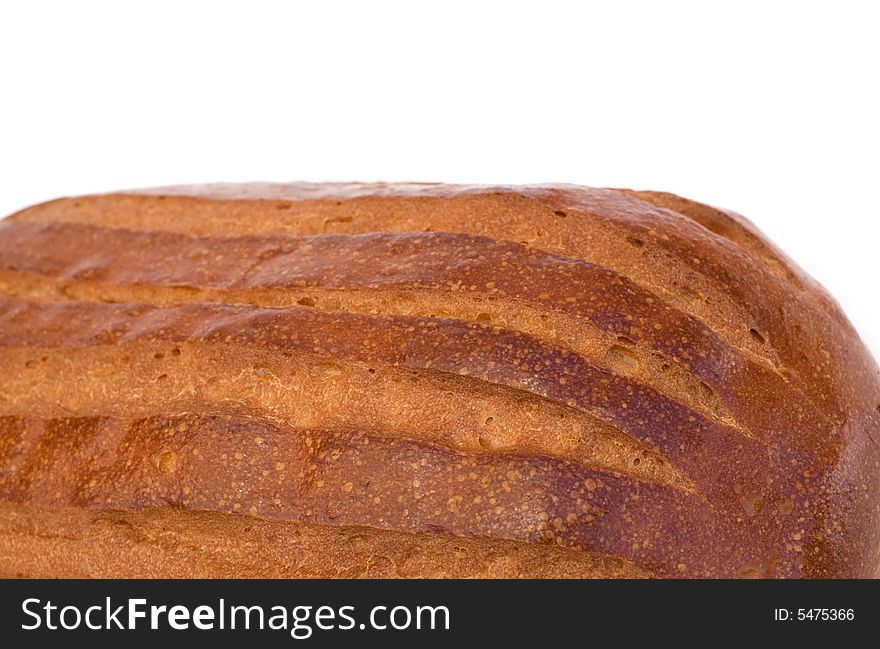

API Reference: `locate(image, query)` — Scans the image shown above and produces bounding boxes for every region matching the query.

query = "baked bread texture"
[0,183,877,578]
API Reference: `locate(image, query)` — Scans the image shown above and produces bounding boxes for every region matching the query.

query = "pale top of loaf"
[0,183,877,578]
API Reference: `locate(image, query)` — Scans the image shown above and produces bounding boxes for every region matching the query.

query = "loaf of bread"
[0,183,877,578]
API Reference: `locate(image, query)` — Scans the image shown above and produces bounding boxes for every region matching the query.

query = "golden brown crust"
[1,182,878,578]
[0,503,646,578]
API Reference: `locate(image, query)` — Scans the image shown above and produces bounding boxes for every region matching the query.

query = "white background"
[1,1,877,358]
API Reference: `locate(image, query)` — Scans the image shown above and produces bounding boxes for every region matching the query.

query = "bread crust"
[1,183,877,578]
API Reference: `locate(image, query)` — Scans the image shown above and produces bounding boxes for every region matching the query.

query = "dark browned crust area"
[1,183,878,578]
